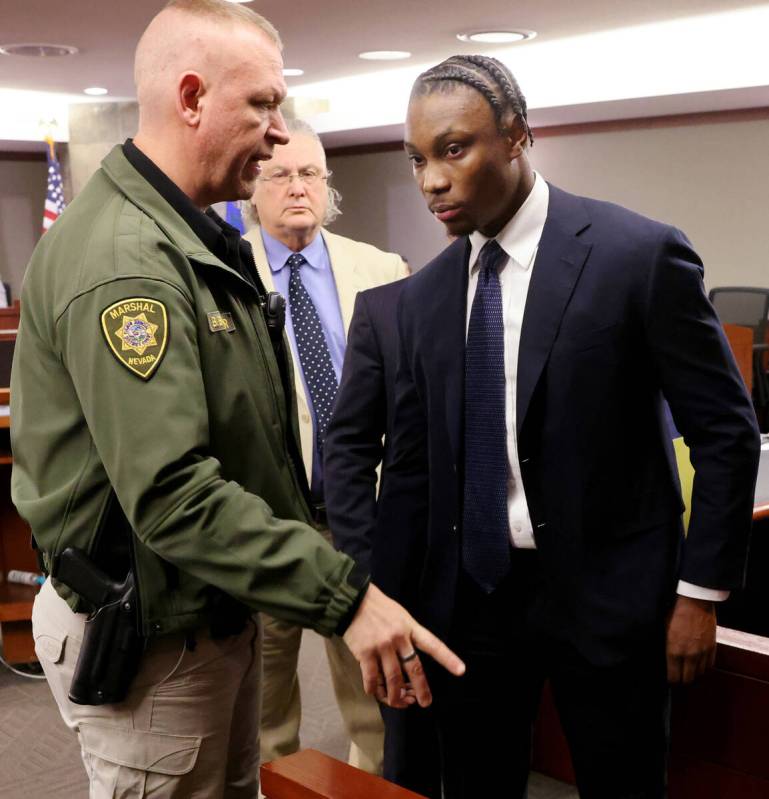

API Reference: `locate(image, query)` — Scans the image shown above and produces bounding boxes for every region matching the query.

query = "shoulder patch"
[101,297,169,380]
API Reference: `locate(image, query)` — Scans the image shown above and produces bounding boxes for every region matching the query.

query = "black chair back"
[708,286,769,345]
[709,287,769,429]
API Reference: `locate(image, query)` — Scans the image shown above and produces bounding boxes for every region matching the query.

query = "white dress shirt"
[466,173,547,549]
[465,173,726,601]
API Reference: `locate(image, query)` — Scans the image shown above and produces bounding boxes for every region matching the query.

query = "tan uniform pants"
[33,578,262,798]
[260,612,384,774]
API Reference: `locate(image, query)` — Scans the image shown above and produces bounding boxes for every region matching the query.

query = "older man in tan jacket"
[244,118,407,773]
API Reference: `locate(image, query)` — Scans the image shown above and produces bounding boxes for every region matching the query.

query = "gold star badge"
[115,313,158,355]
[101,297,168,380]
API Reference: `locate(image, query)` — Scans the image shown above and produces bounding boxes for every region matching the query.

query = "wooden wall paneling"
[533,628,769,796]
[669,756,769,799]
[0,300,20,331]
[668,630,769,797]
[0,320,39,664]
[0,460,38,663]
[531,681,575,784]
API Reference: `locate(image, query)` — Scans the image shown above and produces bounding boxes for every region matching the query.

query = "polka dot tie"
[287,253,339,451]
[462,239,512,593]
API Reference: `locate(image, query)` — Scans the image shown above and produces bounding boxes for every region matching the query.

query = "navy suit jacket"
[324,278,408,575]
[375,184,760,666]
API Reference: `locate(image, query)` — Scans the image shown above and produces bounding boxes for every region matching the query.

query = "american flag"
[42,137,66,234]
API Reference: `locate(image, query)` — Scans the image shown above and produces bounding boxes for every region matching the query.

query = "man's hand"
[343,583,465,709]
[666,595,717,684]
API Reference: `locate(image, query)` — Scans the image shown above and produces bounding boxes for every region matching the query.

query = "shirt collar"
[261,228,327,273]
[468,172,549,275]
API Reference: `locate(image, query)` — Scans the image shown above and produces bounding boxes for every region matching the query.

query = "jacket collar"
[100,145,251,287]
[468,171,548,273]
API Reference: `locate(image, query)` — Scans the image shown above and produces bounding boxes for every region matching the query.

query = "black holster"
[52,547,144,705]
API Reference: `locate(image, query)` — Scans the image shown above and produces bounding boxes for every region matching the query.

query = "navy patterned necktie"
[462,238,512,593]
[286,253,339,451]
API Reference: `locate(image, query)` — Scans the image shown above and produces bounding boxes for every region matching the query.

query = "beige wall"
[326,148,448,271]
[2,113,767,298]
[328,114,769,290]
[68,102,138,196]
[0,158,48,302]
[0,102,138,302]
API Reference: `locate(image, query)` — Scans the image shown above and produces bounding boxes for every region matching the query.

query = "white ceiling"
[1,0,768,147]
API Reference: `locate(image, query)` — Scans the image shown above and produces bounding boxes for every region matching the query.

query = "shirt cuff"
[677,580,730,602]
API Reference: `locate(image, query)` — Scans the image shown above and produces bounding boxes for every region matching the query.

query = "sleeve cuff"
[677,580,730,602]
[334,573,370,636]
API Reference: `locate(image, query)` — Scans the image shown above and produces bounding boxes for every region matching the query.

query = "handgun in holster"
[52,546,144,705]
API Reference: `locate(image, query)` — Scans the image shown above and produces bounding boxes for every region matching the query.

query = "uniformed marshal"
[10,1,463,795]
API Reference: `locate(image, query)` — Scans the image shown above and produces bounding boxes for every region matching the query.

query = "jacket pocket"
[609,508,680,539]
[585,503,681,541]
[559,322,622,353]
[79,722,201,776]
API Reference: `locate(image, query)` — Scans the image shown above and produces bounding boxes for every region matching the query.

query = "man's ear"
[504,115,528,161]
[177,72,205,128]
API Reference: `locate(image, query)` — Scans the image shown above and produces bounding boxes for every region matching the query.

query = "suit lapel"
[322,229,362,331]
[516,185,592,435]
[434,238,471,465]
[244,228,276,292]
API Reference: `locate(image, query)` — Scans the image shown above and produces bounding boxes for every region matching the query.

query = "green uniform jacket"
[11,145,361,638]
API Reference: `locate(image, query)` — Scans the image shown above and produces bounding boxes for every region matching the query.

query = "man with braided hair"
[374,54,760,797]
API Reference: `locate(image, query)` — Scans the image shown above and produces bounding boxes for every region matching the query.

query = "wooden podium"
[532,627,769,797]
[261,749,427,799]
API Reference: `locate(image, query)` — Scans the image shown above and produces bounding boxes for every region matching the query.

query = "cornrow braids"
[413,55,534,146]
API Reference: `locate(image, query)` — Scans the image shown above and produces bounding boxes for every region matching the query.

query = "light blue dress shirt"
[261,229,346,500]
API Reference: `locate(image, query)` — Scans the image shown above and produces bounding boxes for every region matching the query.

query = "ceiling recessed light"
[456,30,536,44]
[283,68,304,77]
[358,50,411,61]
[84,87,108,96]
[0,43,79,57]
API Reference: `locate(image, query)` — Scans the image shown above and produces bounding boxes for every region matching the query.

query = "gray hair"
[163,0,281,48]
[242,118,342,229]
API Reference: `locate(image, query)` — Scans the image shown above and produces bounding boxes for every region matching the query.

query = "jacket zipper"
[243,251,313,518]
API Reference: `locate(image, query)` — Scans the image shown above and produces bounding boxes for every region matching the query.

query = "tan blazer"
[244,226,408,482]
